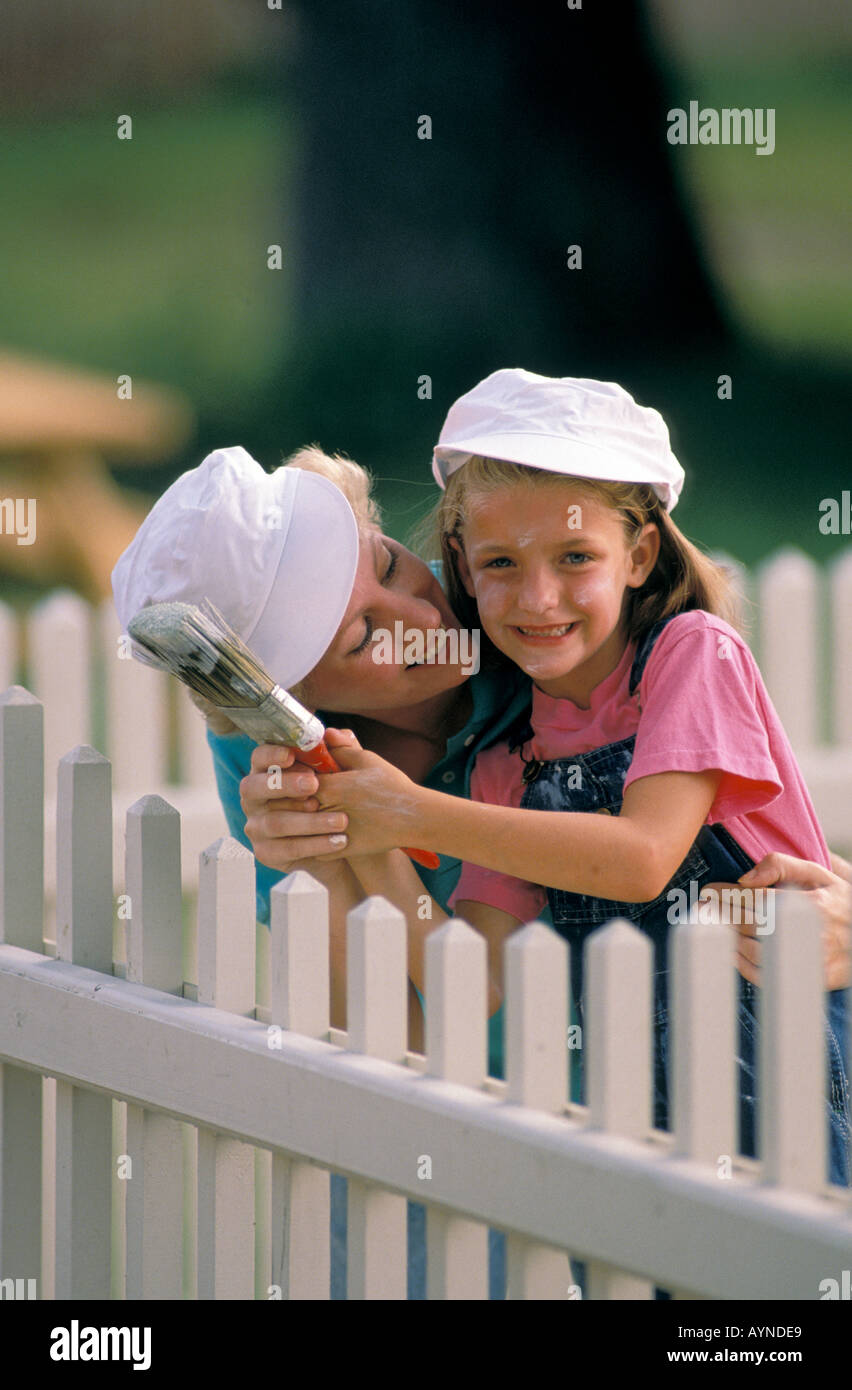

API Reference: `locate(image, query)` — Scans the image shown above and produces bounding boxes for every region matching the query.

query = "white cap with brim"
[111,446,360,691]
[432,370,685,512]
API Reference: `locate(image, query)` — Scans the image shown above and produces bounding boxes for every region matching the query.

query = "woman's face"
[301,531,473,714]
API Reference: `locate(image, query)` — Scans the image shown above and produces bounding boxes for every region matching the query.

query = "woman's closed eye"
[349,545,399,655]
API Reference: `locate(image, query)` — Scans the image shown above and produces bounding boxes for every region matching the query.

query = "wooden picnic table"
[0,350,194,601]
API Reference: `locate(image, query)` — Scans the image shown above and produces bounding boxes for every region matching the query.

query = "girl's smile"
[452,480,660,706]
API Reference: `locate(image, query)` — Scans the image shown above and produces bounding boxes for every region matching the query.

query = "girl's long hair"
[428,456,745,671]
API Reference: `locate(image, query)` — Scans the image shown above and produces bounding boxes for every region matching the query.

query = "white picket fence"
[0,686,850,1300]
[0,587,225,933]
[0,546,850,1299]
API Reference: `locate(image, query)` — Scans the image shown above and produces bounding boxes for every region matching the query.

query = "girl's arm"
[347,851,522,1015]
[317,745,722,903]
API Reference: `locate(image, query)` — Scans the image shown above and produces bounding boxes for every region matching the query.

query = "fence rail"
[0,687,850,1300]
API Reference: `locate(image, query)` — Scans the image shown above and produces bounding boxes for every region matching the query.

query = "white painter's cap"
[432,369,685,511]
[112,446,360,690]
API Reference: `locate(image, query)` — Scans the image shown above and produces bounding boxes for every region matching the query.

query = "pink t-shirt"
[451,610,830,923]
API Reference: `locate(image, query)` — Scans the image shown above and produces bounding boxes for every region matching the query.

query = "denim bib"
[507,616,850,1182]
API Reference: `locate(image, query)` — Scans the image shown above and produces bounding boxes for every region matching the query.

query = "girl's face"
[452,481,660,706]
[301,531,471,714]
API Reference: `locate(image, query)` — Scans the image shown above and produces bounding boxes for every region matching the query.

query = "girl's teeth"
[517,624,574,636]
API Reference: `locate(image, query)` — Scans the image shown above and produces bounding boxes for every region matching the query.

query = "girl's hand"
[311,729,427,858]
[702,852,852,990]
[239,743,352,873]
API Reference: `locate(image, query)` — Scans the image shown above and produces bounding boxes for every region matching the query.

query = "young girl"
[314,370,850,1185]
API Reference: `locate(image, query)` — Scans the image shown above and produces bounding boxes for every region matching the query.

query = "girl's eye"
[383,546,398,583]
[484,556,513,569]
[565,552,591,565]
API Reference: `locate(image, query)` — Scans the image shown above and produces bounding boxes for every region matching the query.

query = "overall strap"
[628,613,679,700]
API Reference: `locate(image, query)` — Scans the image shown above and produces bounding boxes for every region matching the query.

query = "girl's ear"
[448,534,476,598]
[625,522,661,589]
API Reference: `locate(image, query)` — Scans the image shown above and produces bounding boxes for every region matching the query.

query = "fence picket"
[124,796,184,1300]
[267,872,331,1300]
[0,688,44,1287]
[504,922,574,1300]
[672,916,736,1165]
[101,599,169,793]
[425,919,489,1299]
[54,745,113,1299]
[346,896,408,1300]
[585,920,654,1299]
[757,550,820,748]
[195,837,257,1299]
[761,893,825,1192]
[830,549,852,746]
[29,592,91,783]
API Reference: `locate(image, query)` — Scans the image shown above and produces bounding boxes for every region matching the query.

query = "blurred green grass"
[0,65,848,591]
[670,57,852,356]
[0,93,293,406]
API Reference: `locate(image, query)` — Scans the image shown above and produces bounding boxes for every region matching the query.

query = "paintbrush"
[127,597,440,870]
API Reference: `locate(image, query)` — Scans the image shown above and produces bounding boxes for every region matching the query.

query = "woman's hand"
[311,730,428,858]
[239,743,352,873]
[702,852,851,990]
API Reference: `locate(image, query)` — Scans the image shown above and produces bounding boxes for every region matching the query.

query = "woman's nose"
[381,591,444,633]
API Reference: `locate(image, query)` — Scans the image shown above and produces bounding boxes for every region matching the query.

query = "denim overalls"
[509,616,850,1184]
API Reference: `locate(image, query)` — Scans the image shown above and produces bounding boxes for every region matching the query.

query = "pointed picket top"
[127,792,177,818]
[505,921,568,1111]
[346,895,407,1063]
[59,743,110,766]
[200,834,254,865]
[269,871,329,1037]
[426,917,487,1086]
[0,684,41,707]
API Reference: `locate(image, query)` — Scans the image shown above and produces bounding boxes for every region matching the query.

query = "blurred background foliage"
[0,0,849,613]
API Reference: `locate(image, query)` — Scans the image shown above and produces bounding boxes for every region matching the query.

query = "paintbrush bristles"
[128,599,277,708]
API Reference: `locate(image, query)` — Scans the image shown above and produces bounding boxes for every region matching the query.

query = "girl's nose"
[516,569,562,615]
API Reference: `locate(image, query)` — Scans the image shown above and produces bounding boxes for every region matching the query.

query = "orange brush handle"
[297,741,440,870]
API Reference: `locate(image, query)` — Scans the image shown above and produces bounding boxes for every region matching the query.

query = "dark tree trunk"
[280,0,731,463]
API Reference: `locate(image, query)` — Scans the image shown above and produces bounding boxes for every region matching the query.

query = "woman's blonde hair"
[433,455,744,669]
[188,445,380,735]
